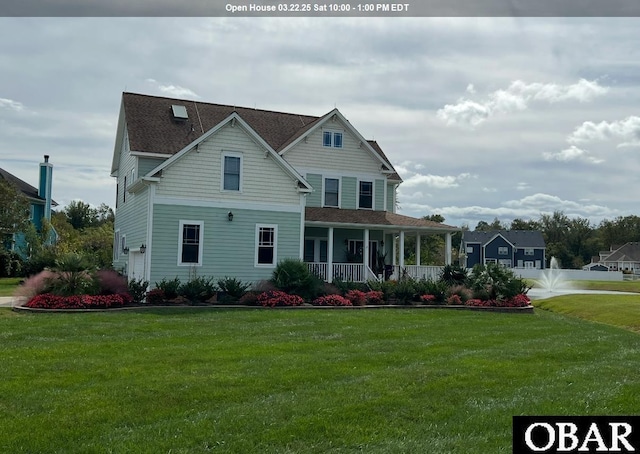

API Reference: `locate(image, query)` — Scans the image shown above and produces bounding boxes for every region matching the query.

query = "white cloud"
[568,116,640,148]
[437,78,609,128]
[516,182,530,191]
[542,145,604,164]
[0,97,25,112]
[401,172,472,189]
[466,83,476,94]
[145,78,199,98]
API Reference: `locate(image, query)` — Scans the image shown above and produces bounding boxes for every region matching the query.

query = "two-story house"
[461,230,546,270]
[110,93,459,284]
[1,155,57,255]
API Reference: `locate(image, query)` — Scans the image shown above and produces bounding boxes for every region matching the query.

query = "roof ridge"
[123,91,320,121]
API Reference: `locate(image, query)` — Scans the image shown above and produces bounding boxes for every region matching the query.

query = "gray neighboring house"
[461,230,546,270]
[585,242,640,274]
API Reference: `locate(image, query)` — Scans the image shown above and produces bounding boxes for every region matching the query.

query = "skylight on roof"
[171,104,188,120]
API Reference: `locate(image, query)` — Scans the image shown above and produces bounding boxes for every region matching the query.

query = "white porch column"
[416,234,421,266]
[399,230,405,268]
[327,227,334,283]
[445,232,452,265]
[392,234,397,266]
[363,228,370,270]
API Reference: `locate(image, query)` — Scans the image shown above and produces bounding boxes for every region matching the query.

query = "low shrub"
[0,250,24,277]
[178,276,216,302]
[312,294,352,306]
[414,278,447,303]
[271,258,322,301]
[26,293,131,310]
[446,294,463,305]
[446,284,473,304]
[145,288,166,305]
[393,279,416,305]
[217,277,250,302]
[128,278,149,304]
[465,293,531,308]
[367,279,397,300]
[155,277,181,300]
[365,290,385,305]
[257,290,304,308]
[333,279,368,294]
[439,264,468,286]
[345,289,367,306]
[238,291,260,306]
[420,294,437,304]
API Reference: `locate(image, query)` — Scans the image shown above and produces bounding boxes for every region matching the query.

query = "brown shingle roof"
[122,92,400,177]
[305,207,458,231]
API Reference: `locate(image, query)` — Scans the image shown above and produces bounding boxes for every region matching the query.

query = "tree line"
[471,211,640,269]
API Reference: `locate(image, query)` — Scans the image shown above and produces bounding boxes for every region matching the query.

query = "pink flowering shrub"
[465,293,531,308]
[312,294,352,306]
[13,270,57,299]
[96,269,129,295]
[25,293,132,310]
[365,290,385,305]
[257,290,304,308]
[145,288,166,305]
[420,294,437,304]
[345,289,367,306]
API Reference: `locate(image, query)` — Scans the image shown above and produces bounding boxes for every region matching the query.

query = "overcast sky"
[1,17,639,228]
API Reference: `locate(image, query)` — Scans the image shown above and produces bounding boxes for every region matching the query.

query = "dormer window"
[323,130,343,148]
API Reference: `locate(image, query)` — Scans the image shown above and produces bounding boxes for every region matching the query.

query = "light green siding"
[342,177,356,209]
[386,183,396,213]
[139,157,166,176]
[156,123,300,205]
[150,204,301,285]
[375,179,385,211]
[306,173,322,207]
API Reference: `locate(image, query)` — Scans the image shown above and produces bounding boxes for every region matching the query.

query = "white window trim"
[524,248,534,256]
[322,128,344,148]
[357,179,374,210]
[322,176,341,208]
[498,246,509,255]
[178,220,204,267]
[220,151,243,193]
[255,224,278,267]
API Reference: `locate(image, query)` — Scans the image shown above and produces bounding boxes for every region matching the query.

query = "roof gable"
[463,230,545,248]
[602,242,640,262]
[146,111,312,192]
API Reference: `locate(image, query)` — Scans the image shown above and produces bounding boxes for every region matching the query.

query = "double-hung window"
[256,225,277,266]
[222,152,242,191]
[179,221,204,266]
[324,178,339,207]
[524,248,534,256]
[498,246,509,255]
[359,181,373,209]
[323,130,343,148]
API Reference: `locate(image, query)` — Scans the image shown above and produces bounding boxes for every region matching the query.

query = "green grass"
[1,308,639,453]
[0,277,21,296]
[533,294,640,333]
[568,279,640,293]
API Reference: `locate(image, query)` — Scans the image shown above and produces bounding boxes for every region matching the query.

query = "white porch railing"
[308,263,436,283]
[393,265,443,281]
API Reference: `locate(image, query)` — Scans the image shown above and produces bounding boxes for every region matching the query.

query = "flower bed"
[25,293,132,310]
[256,290,304,308]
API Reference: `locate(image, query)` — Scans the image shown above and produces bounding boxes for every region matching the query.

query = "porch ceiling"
[305,207,459,233]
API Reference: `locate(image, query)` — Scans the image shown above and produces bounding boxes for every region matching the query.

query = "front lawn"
[0,277,21,296]
[1,308,639,453]
[533,294,640,333]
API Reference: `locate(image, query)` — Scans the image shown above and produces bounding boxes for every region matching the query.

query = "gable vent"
[171,104,188,121]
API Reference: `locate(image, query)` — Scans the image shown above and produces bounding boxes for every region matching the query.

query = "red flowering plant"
[312,294,352,306]
[257,290,304,308]
[145,288,166,305]
[465,293,531,308]
[26,293,130,310]
[365,290,385,305]
[345,289,367,306]
[420,294,437,304]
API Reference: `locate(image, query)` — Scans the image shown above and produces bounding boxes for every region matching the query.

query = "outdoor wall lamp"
[123,247,129,254]
[228,211,234,221]
[140,244,146,254]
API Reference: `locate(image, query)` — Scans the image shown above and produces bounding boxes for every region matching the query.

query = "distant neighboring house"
[110,92,459,284]
[461,230,546,269]
[0,155,57,255]
[585,242,640,274]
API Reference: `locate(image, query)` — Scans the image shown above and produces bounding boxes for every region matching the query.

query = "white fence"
[514,268,624,281]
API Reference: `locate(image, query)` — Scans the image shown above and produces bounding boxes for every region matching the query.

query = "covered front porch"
[303,207,459,283]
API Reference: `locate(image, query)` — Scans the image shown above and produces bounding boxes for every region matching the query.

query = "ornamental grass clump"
[217,277,251,303]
